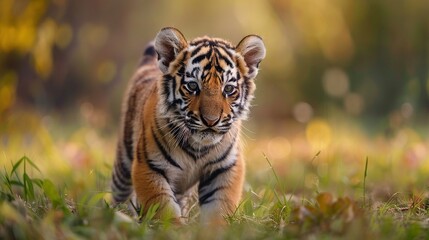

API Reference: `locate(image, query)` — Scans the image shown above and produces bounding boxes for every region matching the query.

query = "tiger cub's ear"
[155,27,188,73]
[236,35,266,79]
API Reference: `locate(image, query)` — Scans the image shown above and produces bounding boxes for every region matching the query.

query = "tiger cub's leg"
[132,158,182,223]
[198,155,245,225]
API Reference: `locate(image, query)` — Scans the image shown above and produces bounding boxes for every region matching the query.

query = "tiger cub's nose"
[201,114,220,127]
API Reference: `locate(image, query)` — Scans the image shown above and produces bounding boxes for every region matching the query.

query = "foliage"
[291,192,363,236]
[1,0,429,122]
[1,149,429,239]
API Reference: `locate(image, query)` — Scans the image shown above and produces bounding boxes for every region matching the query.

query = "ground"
[1,111,429,239]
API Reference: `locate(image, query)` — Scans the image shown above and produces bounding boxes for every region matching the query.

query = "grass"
[2,111,429,239]
[363,157,369,208]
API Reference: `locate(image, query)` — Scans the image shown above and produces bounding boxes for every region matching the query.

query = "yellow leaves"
[0,0,73,79]
[0,72,17,115]
[316,192,334,214]
[32,19,55,78]
[0,0,47,53]
[96,60,117,83]
[55,23,73,49]
[0,24,36,53]
[33,20,73,79]
[291,192,363,234]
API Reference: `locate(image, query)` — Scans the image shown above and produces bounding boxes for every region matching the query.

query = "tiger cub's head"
[154,27,266,146]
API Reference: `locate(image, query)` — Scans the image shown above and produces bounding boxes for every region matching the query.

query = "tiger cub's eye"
[224,85,235,95]
[187,82,199,91]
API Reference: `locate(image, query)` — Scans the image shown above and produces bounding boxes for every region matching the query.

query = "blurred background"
[1,0,429,195]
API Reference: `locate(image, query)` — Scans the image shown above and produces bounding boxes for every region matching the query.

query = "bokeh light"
[267,137,292,160]
[305,118,332,150]
[322,68,349,98]
[344,93,364,115]
[293,102,314,123]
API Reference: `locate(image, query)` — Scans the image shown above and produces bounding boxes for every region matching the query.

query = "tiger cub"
[111,27,266,224]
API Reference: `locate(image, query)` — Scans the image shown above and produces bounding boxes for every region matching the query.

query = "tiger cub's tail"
[111,43,157,204]
[139,41,157,66]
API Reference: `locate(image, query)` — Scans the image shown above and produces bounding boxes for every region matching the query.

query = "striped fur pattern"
[111,27,266,224]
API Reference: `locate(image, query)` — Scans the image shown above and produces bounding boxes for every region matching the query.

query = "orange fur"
[111,27,265,225]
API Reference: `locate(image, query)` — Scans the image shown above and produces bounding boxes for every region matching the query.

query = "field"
[2,111,429,239]
[2,0,429,239]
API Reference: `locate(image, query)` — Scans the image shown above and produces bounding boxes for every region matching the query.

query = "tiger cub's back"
[111,44,161,204]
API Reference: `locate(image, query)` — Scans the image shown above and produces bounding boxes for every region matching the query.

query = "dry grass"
[1,111,429,239]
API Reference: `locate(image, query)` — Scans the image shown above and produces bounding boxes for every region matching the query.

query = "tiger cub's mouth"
[189,129,223,147]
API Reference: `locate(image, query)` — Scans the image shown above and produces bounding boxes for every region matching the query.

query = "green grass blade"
[23,173,35,200]
[11,157,25,175]
[2,168,14,196]
[9,180,24,187]
[31,178,44,188]
[263,153,287,205]
[23,157,41,173]
[142,203,160,223]
[363,157,369,208]
[87,192,107,207]
[42,179,70,215]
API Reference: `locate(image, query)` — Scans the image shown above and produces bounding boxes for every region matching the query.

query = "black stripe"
[192,54,207,64]
[180,144,198,160]
[114,148,131,184]
[162,75,175,109]
[214,40,233,50]
[141,123,169,183]
[113,192,132,203]
[202,71,212,81]
[199,187,224,205]
[199,198,218,206]
[167,120,190,150]
[152,126,183,170]
[217,45,234,59]
[172,75,177,103]
[215,64,223,74]
[203,62,212,72]
[175,51,188,76]
[123,90,137,160]
[136,123,145,163]
[166,122,197,160]
[199,162,236,191]
[114,190,132,199]
[190,39,208,46]
[179,51,188,63]
[236,71,241,82]
[112,173,131,192]
[243,76,251,103]
[144,193,179,207]
[164,120,216,160]
[239,84,245,110]
[182,141,214,161]
[146,160,169,183]
[167,121,184,145]
[115,156,131,179]
[214,48,233,67]
[191,67,199,78]
[113,162,132,185]
[203,142,235,169]
[192,47,212,64]
[191,45,204,57]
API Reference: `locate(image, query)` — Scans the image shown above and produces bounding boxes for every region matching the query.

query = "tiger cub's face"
[155,28,266,147]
